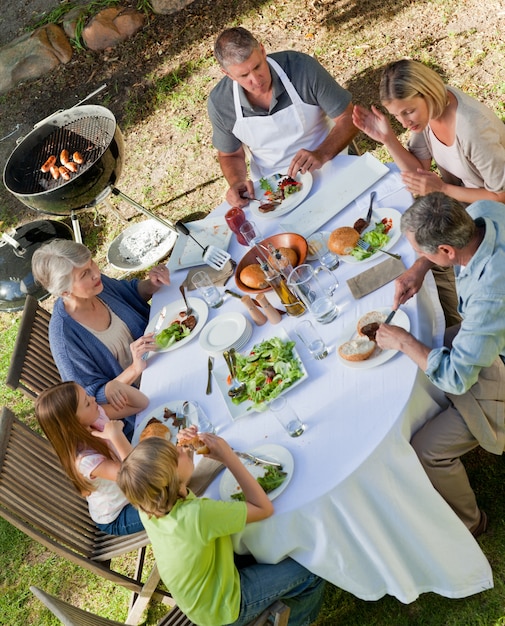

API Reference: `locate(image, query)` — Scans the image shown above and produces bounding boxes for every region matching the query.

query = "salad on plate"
[231,336,305,410]
[351,217,392,261]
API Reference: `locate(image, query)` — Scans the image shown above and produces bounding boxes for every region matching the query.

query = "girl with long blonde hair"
[35,381,147,535]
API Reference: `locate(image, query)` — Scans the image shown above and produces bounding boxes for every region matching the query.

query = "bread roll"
[357,311,387,340]
[328,227,360,255]
[139,420,171,441]
[338,338,376,362]
[240,264,268,289]
[178,435,210,455]
[278,247,298,267]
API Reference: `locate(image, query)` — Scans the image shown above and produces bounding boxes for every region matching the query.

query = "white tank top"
[428,126,478,188]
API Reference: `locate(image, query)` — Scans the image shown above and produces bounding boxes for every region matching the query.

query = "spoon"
[223,349,246,398]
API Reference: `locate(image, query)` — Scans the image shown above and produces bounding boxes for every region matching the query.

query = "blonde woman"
[353,59,505,205]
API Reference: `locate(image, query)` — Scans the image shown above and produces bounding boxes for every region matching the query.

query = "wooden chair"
[30,585,290,626]
[6,294,62,398]
[0,408,171,625]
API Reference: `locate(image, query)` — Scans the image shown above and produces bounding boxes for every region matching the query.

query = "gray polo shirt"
[208,50,352,154]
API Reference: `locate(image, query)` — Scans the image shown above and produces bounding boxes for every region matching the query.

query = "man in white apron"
[208,27,357,208]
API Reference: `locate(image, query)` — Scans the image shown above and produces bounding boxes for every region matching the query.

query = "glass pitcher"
[287,264,339,324]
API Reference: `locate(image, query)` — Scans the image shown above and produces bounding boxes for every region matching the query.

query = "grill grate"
[23,114,116,194]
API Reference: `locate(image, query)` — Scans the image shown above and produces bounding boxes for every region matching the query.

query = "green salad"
[351,221,391,260]
[231,337,305,410]
[155,322,190,348]
[231,465,288,501]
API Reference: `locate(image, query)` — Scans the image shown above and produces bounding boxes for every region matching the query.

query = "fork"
[356,239,402,260]
[141,305,166,360]
[179,283,193,316]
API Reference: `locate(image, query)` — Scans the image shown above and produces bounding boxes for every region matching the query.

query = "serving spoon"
[223,349,246,398]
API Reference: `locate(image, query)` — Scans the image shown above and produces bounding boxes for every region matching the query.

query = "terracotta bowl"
[234,233,308,294]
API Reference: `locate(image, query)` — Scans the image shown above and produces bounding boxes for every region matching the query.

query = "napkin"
[347,257,406,299]
[183,260,235,290]
[188,457,224,495]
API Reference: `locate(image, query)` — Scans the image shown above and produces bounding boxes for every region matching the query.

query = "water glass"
[308,232,340,270]
[269,396,305,437]
[182,400,215,433]
[239,220,262,246]
[295,320,329,360]
[191,271,223,308]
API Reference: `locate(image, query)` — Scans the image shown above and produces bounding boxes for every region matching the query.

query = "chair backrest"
[6,294,62,398]
[30,585,289,626]
[0,407,151,595]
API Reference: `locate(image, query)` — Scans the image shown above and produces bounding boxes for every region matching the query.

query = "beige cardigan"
[408,86,505,192]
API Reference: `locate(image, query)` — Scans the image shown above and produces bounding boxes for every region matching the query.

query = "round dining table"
[136,154,493,604]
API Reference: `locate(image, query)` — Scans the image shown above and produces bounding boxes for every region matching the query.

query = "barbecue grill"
[3,104,176,242]
[0,219,73,312]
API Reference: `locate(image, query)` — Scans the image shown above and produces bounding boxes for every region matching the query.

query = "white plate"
[132,401,186,446]
[339,208,402,264]
[198,312,248,355]
[145,298,208,355]
[107,219,177,271]
[219,444,294,502]
[280,153,389,237]
[249,171,313,220]
[336,307,410,369]
[213,329,309,420]
[166,217,232,272]
[306,230,331,261]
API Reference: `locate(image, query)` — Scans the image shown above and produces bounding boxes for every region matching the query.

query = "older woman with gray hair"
[32,240,170,427]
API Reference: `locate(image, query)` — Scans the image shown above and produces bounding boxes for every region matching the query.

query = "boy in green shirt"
[118,429,325,625]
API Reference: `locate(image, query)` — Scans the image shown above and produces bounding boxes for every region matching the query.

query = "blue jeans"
[122,415,136,442]
[228,557,326,626]
[96,504,144,536]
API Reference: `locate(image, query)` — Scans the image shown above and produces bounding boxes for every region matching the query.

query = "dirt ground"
[1,0,505,261]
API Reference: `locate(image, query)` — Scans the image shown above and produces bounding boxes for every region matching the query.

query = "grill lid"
[0,219,73,312]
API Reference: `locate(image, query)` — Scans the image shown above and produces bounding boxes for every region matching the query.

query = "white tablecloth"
[137,155,493,603]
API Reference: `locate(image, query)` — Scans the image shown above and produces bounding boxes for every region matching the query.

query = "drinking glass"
[295,320,329,360]
[239,220,262,246]
[191,270,223,308]
[225,207,247,245]
[287,264,339,324]
[269,396,305,437]
[308,232,340,270]
[182,401,215,433]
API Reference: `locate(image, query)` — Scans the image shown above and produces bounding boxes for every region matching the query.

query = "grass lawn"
[1,0,505,623]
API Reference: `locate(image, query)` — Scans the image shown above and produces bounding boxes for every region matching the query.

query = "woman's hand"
[130,333,156,368]
[147,264,171,289]
[401,168,444,196]
[104,379,132,411]
[137,265,170,301]
[352,104,393,144]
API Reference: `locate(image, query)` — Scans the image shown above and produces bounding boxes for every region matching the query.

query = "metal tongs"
[235,451,283,469]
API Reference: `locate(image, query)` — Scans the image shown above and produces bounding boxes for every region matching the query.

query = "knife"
[384,309,397,324]
[142,305,166,360]
[235,450,283,469]
[206,356,214,395]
